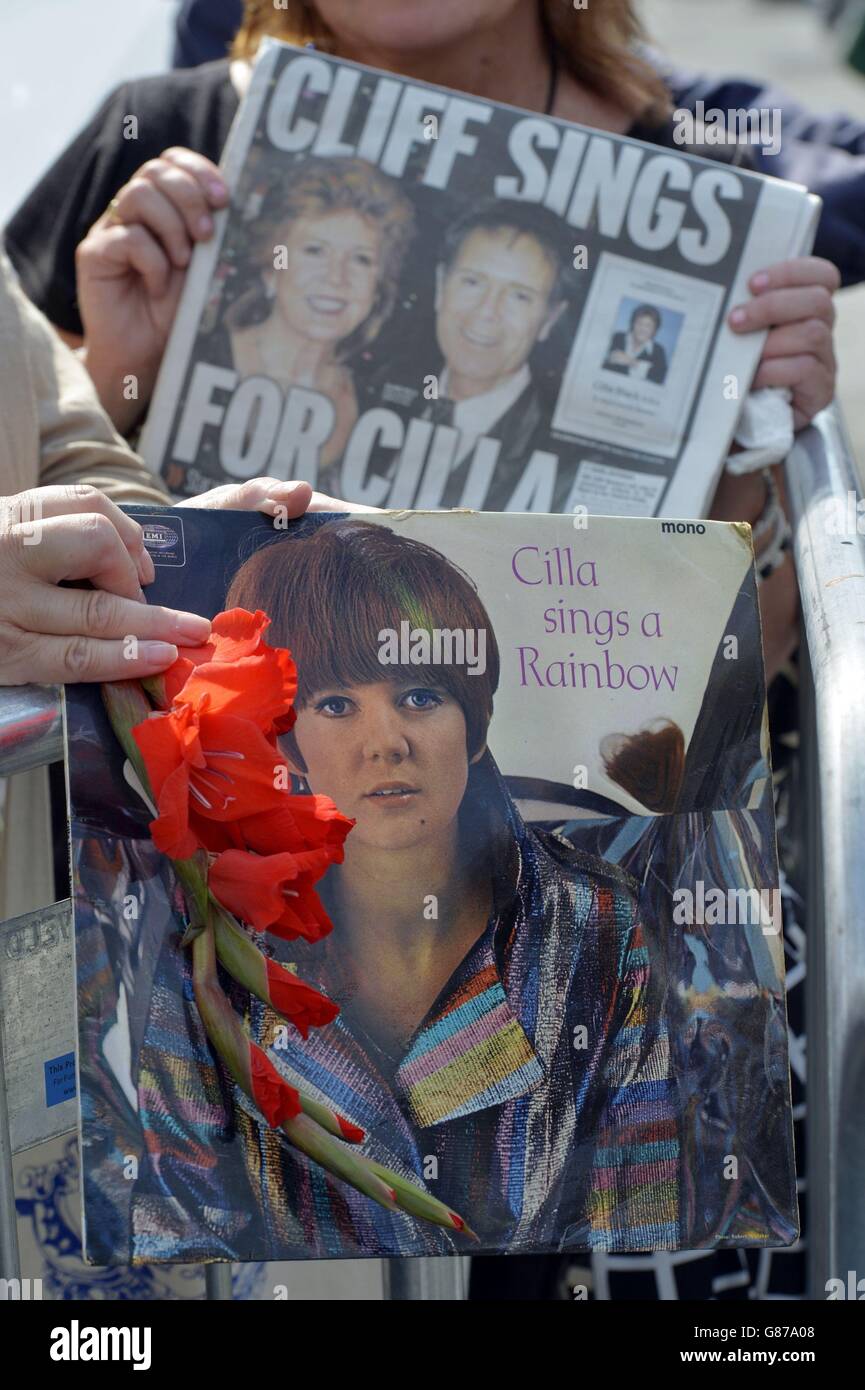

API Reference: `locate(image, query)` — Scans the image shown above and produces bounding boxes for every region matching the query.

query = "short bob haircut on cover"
[232,0,672,126]
[225,521,501,774]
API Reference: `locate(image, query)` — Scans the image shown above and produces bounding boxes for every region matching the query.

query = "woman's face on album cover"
[311,0,524,53]
[269,210,382,343]
[287,679,483,851]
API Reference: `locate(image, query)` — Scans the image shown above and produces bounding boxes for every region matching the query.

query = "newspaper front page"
[141,41,820,519]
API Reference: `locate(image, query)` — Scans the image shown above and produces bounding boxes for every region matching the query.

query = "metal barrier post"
[785,405,865,1296]
[0,1013,22,1287]
[383,1257,468,1300]
[0,684,62,777]
[204,1265,234,1300]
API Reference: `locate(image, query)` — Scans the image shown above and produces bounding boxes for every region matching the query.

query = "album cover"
[66,507,798,1261]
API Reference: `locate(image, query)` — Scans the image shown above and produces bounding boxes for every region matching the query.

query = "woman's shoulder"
[110,57,233,106]
[629,113,758,172]
[105,59,238,140]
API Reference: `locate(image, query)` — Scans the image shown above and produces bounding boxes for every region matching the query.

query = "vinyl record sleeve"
[141,39,820,519]
[66,508,798,1262]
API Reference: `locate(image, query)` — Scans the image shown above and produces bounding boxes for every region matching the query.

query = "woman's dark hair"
[225,520,500,773]
[629,303,661,333]
[601,718,685,813]
[441,199,573,305]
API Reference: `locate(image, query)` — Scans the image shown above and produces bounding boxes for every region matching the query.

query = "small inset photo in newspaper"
[552,253,724,458]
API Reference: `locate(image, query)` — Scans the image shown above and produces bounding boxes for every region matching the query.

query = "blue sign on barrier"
[44,1052,76,1107]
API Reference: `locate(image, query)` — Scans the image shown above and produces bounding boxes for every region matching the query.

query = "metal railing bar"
[785,404,865,1295]
[0,684,62,778]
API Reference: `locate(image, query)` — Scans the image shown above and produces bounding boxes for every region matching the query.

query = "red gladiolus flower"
[237,798,354,860]
[192,796,355,859]
[134,702,289,860]
[209,839,339,939]
[264,958,339,1039]
[267,874,336,944]
[164,608,298,739]
[249,1044,302,1128]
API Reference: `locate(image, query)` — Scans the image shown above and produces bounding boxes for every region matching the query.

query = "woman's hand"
[729,257,840,430]
[177,477,386,515]
[76,148,229,432]
[0,485,211,686]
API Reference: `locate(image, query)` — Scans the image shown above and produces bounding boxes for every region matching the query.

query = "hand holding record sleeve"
[0,478,376,686]
[0,485,209,684]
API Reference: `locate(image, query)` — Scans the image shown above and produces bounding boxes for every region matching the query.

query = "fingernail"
[174,612,211,642]
[752,271,770,291]
[141,642,178,665]
[207,180,227,201]
[267,480,304,494]
[729,308,746,327]
[198,214,213,235]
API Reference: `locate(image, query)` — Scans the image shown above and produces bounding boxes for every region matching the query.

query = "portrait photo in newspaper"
[66,508,798,1264]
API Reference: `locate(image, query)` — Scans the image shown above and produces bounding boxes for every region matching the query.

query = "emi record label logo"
[138,514,187,567]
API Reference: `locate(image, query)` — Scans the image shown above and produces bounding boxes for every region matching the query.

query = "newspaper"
[141,40,820,519]
[66,506,797,1262]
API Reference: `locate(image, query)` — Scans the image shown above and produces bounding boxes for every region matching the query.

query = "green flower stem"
[141,673,169,710]
[366,1160,479,1241]
[191,915,252,1094]
[210,901,269,997]
[294,1092,360,1141]
[281,1112,399,1211]
[190,915,400,1213]
[102,681,156,795]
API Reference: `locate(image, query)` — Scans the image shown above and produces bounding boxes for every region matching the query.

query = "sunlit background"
[1,0,177,226]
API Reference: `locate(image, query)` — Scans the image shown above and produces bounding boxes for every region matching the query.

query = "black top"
[3,61,240,336]
[3,59,751,338]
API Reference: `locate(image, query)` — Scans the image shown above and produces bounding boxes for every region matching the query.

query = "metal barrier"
[784,406,865,1297]
[0,684,62,777]
[0,415,862,1300]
